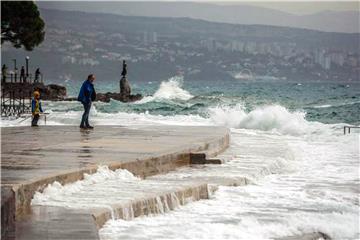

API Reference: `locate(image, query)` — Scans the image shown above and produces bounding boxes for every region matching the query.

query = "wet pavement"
[1,125,229,185]
[1,125,229,239]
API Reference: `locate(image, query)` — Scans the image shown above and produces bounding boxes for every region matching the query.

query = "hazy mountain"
[2,8,359,85]
[37,1,359,33]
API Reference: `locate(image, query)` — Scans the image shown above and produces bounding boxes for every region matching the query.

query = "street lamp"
[12,59,17,82]
[12,59,17,71]
[25,56,30,79]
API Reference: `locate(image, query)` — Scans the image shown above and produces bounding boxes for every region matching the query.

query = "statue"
[120,60,131,99]
[121,60,127,77]
[74,59,142,103]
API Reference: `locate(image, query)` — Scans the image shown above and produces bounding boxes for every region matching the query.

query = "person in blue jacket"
[78,74,96,129]
[31,91,43,126]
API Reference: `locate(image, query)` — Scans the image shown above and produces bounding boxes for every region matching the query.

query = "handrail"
[1,72,43,84]
[344,126,360,135]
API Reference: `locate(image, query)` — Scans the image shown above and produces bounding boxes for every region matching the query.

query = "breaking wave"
[136,76,193,104]
[208,104,324,135]
[32,166,139,207]
[1,102,330,136]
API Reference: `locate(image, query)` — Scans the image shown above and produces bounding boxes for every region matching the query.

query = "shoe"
[86,125,94,129]
[80,125,87,129]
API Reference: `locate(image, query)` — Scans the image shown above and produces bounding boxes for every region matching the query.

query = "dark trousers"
[80,102,91,127]
[32,114,40,126]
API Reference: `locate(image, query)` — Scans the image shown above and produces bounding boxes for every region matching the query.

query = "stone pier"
[1,125,229,239]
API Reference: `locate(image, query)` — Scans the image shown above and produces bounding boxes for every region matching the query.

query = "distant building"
[329,51,345,66]
[347,55,358,67]
[244,42,256,54]
[143,31,148,45]
[231,40,244,52]
[315,49,331,69]
[324,55,331,70]
[206,38,216,52]
[143,31,158,45]
[152,32,158,43]
[257,43,266,55]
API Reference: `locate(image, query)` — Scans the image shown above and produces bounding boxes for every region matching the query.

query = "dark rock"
[64,92,143,103]
[95,92,142,103]
[276,232,331,240]
[2,82,66,100]
[190,153,207,164]
[205,159,222,164]
[120,77,131,97]
[44,84,67,100]
[33,83,67,100]
[63,76,142,103]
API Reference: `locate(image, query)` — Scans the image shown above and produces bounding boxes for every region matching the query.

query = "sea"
[2,76,360,239]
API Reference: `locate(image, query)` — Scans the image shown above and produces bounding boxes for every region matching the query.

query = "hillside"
[1,8,359,83]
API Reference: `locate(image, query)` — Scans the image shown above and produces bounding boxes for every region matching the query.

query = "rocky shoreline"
[36,81,143,103]
[64,92,143,103]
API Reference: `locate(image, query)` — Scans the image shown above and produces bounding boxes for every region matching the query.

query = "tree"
[1,1,45,51]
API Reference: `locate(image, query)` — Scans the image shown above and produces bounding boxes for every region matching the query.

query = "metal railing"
[1,72,44,84]
[344,126,360,135]
[1,72,44,117]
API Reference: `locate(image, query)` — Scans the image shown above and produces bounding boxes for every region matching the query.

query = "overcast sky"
[212,1,359,15]
[36,0,360,15]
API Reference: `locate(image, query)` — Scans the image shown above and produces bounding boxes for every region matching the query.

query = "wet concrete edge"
[2,128,230,239]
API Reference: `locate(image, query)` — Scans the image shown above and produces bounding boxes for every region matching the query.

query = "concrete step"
[16,177,209,240]
[1,125,230,239]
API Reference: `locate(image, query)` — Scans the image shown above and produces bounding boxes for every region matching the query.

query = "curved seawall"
[1,125,229,239]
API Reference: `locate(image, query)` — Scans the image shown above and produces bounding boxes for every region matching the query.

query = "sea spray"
[3,80,357,239]
[136,76,193,104]
[1,81,359,127]
[155,196,165,214]
[99,126,359,240]
[170,192,181,210]
[208,104,323,135]
[121,204,135,220]
[5,100,332,137]
[32,165,140,219]
[31,165,200,223]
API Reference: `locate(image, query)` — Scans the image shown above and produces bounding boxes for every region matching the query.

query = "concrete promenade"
[1,125,229,239]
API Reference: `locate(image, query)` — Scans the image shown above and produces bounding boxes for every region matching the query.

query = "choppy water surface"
[99,127,359,240]
[3,77,359,239]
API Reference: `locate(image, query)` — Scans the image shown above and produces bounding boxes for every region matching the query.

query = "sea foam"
[136,76,193,104]
[208,104,323,135]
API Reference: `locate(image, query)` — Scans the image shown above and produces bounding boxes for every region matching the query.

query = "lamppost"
[25,56,30,77]
[25,56,29,78]
[12,59,17,82]
[12,59,17,70]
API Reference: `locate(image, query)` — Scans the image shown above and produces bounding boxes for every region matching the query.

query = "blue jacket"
[78,80,95,104]
[31,99,43,114]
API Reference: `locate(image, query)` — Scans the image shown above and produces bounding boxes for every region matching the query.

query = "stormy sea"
[2,77,359,239]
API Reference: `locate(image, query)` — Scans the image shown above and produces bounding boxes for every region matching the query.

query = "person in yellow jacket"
[31,91,43,126]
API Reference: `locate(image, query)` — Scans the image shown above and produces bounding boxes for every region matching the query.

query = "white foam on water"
[4,99,359,239]
[136,76,193,104]
[1,102,333,138]
[99,129,359,240]
[32,166,140,217]
[0,108,208,128]
[312,104,332,108]
[31,165,191,221]
[101,190,358,239]
[311,100,360,109]
[208,104,327,136]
